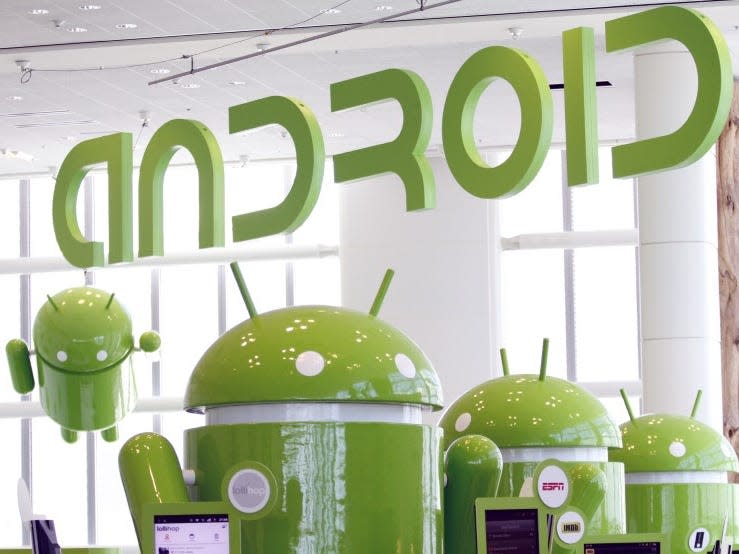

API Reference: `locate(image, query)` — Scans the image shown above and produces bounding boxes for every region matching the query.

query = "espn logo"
[541,482,565,491]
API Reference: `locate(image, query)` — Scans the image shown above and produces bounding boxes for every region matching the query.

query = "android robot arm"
[444,435,503,554]
[6,338,34,394]
[119,432,190,548]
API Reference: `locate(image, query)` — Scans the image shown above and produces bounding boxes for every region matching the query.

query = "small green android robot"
[611,390,739,554]
[119,264,444,553]
[439,340,626,554]
[6,286,160,443]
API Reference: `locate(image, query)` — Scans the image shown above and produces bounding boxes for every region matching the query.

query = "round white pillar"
[635,48,722,429]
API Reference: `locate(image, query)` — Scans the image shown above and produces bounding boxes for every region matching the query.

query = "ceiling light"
[6,96,23,101]
[180,83,200,89]
[66,27,88,32]
[229,80,247,86]
[0,109,70,119]
[508,26,523,40]
[375,5,393,11]
[328,131,344,138]
[325,8,341,14]
[115,23,137,29]
[78,4,101,10]
[29,9,50,15]
[63,136,76,141]
[150,68,170,75]
[0,149,34,161]
[256,43,269,52]
[14,120,96,128]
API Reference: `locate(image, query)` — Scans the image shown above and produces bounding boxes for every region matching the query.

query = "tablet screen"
[484,508,540,553]
[153,514,229,554]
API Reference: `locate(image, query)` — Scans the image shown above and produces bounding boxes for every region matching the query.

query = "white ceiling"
[0,0,737,174]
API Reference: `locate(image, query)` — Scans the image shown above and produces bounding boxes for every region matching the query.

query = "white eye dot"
[56,351,67,362]
[295,351,325,376]
[96,350,108,362]
[669,441,686,458]
[455,412,472,432]
[394,353,416,378]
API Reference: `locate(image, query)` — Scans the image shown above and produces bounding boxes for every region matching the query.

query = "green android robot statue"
[439,341,626,554]
[120,265,444,554]
[6,286,160,442]
[610,391,739,554]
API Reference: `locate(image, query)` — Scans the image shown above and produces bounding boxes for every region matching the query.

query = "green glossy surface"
[439,375,621,448]
[119,432,189,544]
[185,305,442,410]
[499,461,626,535]
[445,435,502,554]
[34,288,133,372]
[563,26,599,186]
[185,422,442,553]
[442,46,553,199]
[605,6,733,179]
[53,132,133,268]
[229,96,324,242]
[625,484,739,553]
[611,414,739,472]
[138,118,225,257]
[331,68,435,211]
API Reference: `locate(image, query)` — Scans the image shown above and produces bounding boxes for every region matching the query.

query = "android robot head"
[439,340,625,554]
[610,390,739,554]
[120,264,444,554]
[6,286,160,443]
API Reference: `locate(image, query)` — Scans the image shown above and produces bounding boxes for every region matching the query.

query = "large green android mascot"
[611,391,739,553]
[5,286,160,443]
[440,342,626,554]
[120,264,444,553]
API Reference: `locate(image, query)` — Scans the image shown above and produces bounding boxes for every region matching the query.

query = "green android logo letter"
[138,118,225,257]
[229,96,324,242]
[563,27,599,186]
[442,46,553,199]
[6,287,160,443]
[53,132,133,268]
[331,68,435,210]
[605,6,733,178]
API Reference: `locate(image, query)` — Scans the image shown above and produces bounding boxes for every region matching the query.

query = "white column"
[635,48,722,429]
[339,156,502,418]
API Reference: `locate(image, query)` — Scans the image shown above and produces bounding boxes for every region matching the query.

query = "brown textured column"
[718,83,739,467]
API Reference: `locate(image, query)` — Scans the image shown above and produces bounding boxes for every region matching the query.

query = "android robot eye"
[96,350,108,362]
[56,351,68,362]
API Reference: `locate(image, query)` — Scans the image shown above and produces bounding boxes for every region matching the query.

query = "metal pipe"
[0,243,338,275]
[501,229,638,251]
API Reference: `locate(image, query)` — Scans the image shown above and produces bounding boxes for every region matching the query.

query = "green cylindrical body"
[498,461,626,534]
[37,357,135,431]
[185,421,442,554]
[625,483,739,553]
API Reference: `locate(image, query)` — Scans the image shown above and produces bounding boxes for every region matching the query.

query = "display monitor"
[580,534,664,554]
[153,514,229,554]
[475,498,548,554]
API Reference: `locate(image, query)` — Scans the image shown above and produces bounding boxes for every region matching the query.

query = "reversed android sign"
[52,6,732,269]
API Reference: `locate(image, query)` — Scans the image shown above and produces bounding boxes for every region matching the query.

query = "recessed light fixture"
[150,68,170,75]
[78,4,101,10]
[63,135,76,141]
[328,131,344,138]
[229,80,247,86]
[375,5,393,11]
[180,83,200,89]
[66,26,88,32]
[0,148,34,161]
[325,8,341,14]
[29,9,50,15]
[115,23,137,29]
[6,96,23,101]
[256,43,269,52]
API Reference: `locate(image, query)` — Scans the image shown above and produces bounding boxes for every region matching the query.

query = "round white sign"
[556,511,585,545]
[537,465,569,508]
[688,528,711,553]
[228,468,271,514]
